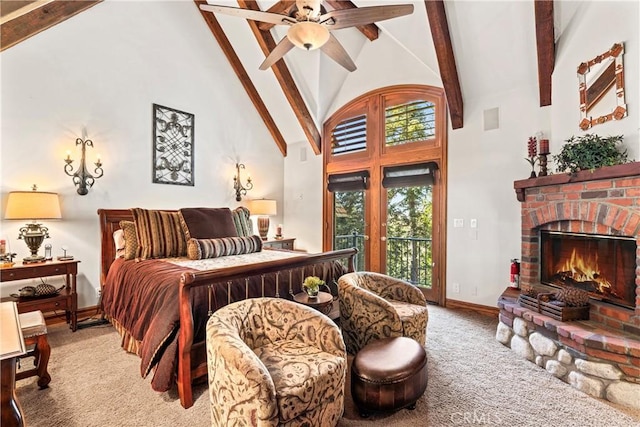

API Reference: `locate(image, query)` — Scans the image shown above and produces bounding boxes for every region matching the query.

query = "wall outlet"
[470,219,477,228]
[453,219,464,228]
[452,282,460,293]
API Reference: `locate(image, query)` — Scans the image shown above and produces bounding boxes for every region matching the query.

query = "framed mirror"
[577,42,626,130]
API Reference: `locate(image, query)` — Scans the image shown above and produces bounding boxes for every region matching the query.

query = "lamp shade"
[4,191,61,220]
[287,22,330,51]
[249,199,277,216]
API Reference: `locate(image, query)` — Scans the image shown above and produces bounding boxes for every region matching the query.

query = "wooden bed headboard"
[98,209,133,288]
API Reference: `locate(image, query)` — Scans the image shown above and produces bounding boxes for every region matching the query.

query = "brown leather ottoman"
[351,336,427,417]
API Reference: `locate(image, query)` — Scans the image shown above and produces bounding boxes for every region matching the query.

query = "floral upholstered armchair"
[338,271,429,355]
[206,297,346,427]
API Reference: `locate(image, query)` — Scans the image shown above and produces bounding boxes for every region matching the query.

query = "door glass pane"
[333,190,365,271]
[385,185,432,287]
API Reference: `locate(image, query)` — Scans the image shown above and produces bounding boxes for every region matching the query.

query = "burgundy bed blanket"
[101,257,345,392]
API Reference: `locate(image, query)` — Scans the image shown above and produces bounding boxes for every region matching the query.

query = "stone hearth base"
[497,289,640,410]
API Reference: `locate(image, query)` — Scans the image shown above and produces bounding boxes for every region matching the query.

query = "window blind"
[382,162,438,188]
[331,114,367,156]
[385,100,435,146]
[327,170,370,192]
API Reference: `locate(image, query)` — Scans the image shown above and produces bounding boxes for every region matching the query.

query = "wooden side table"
[263,237,296,250]
[293,291,335,317]
[0,260,79,332]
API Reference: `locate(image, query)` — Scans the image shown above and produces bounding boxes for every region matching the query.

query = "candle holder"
[538,138,550,177]
[538,153,549,176]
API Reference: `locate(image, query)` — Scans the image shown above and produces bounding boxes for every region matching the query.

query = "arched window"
[323,85,447,304]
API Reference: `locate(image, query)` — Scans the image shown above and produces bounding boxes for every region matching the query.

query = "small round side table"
[293,291,334,316]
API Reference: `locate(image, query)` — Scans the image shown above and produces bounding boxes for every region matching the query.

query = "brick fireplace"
[514,162,640,332]
[496,162,640,410]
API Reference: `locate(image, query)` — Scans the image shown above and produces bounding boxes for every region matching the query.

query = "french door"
[323,85,447,305]
[328,165,441,303]
[382,176,439,302]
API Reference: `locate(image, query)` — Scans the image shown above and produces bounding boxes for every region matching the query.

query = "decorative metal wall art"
[152,104,194,186]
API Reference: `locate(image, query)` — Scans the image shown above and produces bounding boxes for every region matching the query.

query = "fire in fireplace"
[540,231,637,309]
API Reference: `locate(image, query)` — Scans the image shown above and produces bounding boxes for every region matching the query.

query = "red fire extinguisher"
[510,259,520,288]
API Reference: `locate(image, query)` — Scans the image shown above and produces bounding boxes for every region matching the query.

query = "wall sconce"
[64,137,103,195]
[233,163,253,201]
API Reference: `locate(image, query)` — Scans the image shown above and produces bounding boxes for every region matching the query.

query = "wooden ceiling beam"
[258,0,295,31]
[0,0,102,52]
[534,0,555,107]
[424,0,463,129]
[324,1,379,41]
[237,0,321,155]
[194,0,287,156]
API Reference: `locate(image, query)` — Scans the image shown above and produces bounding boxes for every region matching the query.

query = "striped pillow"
[130,208,187,259]
[231,206,253,237]
[187,235,262,260]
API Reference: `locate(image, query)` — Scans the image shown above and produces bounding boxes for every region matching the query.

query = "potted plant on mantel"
[553,134,632,174]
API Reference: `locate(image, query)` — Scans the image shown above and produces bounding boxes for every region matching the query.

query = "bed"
[98,208,357,409]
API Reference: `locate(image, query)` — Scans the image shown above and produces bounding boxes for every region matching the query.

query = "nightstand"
[0,260,79,332]
[263,237,296,250]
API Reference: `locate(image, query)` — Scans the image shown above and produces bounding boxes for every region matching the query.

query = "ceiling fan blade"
[259,36,296,70]
[320,4,414,30]
[320,34,356,72]
[199,4,295,26]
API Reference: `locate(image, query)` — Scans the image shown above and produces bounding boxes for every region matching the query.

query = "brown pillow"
[178,208,238,240]
[119,220,139,261]
[130,208,187,259]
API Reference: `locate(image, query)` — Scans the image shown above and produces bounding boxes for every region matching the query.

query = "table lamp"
[248,199,276,241]
[4,186,62,263]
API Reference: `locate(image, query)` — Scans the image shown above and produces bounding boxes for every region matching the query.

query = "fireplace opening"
[540,231,637,309]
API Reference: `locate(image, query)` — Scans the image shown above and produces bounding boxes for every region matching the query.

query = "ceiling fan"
[199,0,414,72]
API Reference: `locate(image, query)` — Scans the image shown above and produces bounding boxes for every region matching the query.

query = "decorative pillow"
[231,206,253,237]
[186,235,262,260]
[130,208,187,259]
[113,229,125,259]
[119,220,139,261]
[178,207,238,240]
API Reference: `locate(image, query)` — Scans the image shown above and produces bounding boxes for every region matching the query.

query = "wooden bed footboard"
[97,208,357,409]
[176,248,357,408]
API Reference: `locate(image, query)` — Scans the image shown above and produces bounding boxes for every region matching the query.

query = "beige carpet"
[16,306,640,427]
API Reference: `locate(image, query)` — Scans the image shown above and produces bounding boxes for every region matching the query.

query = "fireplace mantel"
[514,162,640,202]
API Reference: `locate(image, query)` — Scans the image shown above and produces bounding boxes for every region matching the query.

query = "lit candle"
[97,153,101,163]
[277,224,282,236]
[65,150,72,162]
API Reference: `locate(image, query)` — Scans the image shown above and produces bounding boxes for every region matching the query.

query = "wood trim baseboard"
[44,306,101,326]
[445,298,499,318]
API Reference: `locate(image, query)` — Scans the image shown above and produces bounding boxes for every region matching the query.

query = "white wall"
[552,1,639,159]
[284,0,639,308]
[0,1,285,308]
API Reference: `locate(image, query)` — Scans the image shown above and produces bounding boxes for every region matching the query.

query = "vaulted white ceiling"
[1,0,585,154]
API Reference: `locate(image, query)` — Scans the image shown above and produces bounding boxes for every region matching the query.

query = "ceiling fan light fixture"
[287,22,330,51]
